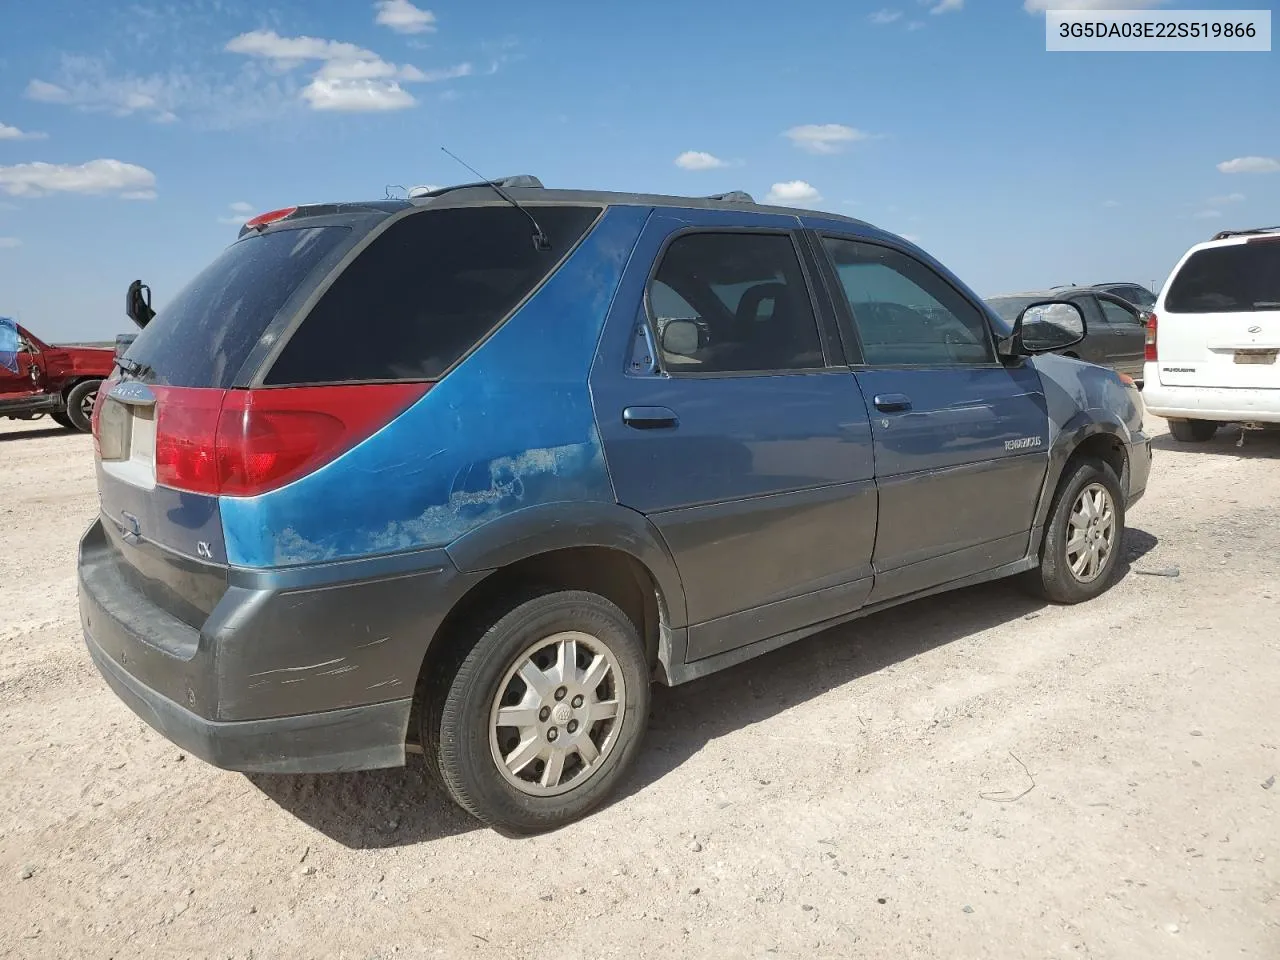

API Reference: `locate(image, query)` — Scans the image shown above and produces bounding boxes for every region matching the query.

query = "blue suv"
[79,178,1151,832]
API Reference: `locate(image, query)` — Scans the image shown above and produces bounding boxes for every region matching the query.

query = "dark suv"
[79,178,1151,832]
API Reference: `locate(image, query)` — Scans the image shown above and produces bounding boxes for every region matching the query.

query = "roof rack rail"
[704,190,754,203]
[1211,225,1280,241]
[412,175,544,199]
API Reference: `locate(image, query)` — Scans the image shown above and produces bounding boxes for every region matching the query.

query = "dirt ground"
[0,412,1277,960]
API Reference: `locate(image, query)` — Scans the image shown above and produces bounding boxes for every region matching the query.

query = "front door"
[591,211,877,662]
[0,320,42,406]
[814,234,1050,603]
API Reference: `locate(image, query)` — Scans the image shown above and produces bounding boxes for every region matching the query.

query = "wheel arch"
[1033,415,1130,535]
[413,502,689,709]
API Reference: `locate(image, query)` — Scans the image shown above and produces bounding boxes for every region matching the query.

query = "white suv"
[1143,226,1280,442]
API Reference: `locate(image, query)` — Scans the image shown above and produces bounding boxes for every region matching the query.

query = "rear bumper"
[1142,379,1280,423]
[86,631,411,773]
[78,517,484,773]
[1125,433,1152,509]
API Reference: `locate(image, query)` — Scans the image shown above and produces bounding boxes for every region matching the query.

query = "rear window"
[125,226,349,387]
[264,205,603,385]
[1165,242,1280,314]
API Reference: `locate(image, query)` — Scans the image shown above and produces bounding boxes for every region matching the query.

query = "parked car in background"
[0,319,116,432]
[986,287,1147,379]
[1071,282,1158,311]
[81,180,1150,832]
[1143,226,1280,442]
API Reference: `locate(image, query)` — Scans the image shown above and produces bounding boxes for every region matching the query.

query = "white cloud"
[121,190,157,201]
[1024,0,1165,10]
[375,0,437,34]
[218,201,255,225]
[404,62,473,82]
[24,79,70,103]
[0,122,47,141]
[1217,156,1280,175]
[675,151,727,171]
[1192,209,1221,220]
[784,123,875,155]
[0,237,21,249]
[907,20,926,30]
[900,233,922,243]
[226,29,468,113]
[765,180,822,206]
[302,77,415,112]
[1208,192,1246,204]
[0,159,156,198]
[1102,199,1121,208]
[24,56,295,129]
[225,30,378,67]
[931,0,963,13]
[870,9,902,23]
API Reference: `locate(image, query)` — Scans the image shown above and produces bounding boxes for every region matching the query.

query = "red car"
[0,322,116,432]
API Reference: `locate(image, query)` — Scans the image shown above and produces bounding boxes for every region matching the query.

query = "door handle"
[873,393,912,413]
[622,406,678,429]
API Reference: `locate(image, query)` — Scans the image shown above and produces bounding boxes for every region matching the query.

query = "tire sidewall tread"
[1033,457,1126,604]
[426,588,650,834]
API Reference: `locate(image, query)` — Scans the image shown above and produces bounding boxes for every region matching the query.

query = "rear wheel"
[65,379,102,433]
[50,412,75,430]
[424,589,650,833]
[1024,457,1125,604]
[1167,418,1218,443]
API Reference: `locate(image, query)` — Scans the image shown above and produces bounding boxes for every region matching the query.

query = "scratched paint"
[220,204,650,568]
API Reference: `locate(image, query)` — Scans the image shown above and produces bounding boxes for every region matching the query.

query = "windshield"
[124,225,350,387]
[1165,242,1280,314]
[985,297,1038,323]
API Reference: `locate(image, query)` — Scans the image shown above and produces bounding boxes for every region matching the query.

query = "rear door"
[1067,294,1112,366]
[591,210,877,662]
[1095,294,1147,376]
[814,233,1049,603]
[1157,237,1280,388]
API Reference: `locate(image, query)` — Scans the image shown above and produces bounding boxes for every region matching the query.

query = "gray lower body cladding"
[78,518,485,772]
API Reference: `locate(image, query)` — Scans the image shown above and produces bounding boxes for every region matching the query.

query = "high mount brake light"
[244,206,298,230]
[152,383,428,496]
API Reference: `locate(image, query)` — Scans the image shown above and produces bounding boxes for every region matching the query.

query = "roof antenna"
[439,146,551,251]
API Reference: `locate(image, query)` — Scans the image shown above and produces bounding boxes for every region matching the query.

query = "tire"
[50,412,75,430]
[65,379,103,433]
[423,589,651,833]
[1167,418,1218,443]
[1024,457,1125,604]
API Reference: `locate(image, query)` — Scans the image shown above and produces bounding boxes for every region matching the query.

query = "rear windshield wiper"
[114,356,152,379]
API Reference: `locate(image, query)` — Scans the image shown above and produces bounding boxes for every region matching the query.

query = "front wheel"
[424,590,651,833]
[65,379,102,433]
[1167,418,1218,443]
[1024,457,1125,604]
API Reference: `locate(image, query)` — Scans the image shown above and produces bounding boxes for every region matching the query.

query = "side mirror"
[125,280,155,329]
[660,319,700,357]
[1009,300,1087,356]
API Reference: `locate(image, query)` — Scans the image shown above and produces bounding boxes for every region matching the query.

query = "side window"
[821,238,994,366]
[1099,298,1141,325]
[647,232,824,374]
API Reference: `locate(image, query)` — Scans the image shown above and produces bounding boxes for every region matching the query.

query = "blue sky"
[0,0,1277,341]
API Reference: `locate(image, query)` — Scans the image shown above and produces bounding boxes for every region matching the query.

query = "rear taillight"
[1144,312,1158,362]
[153,383,427,497]
[90,371,118,456]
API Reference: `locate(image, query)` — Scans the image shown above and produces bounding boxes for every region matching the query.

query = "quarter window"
[822,238,995,366]
[646,233,824,374]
